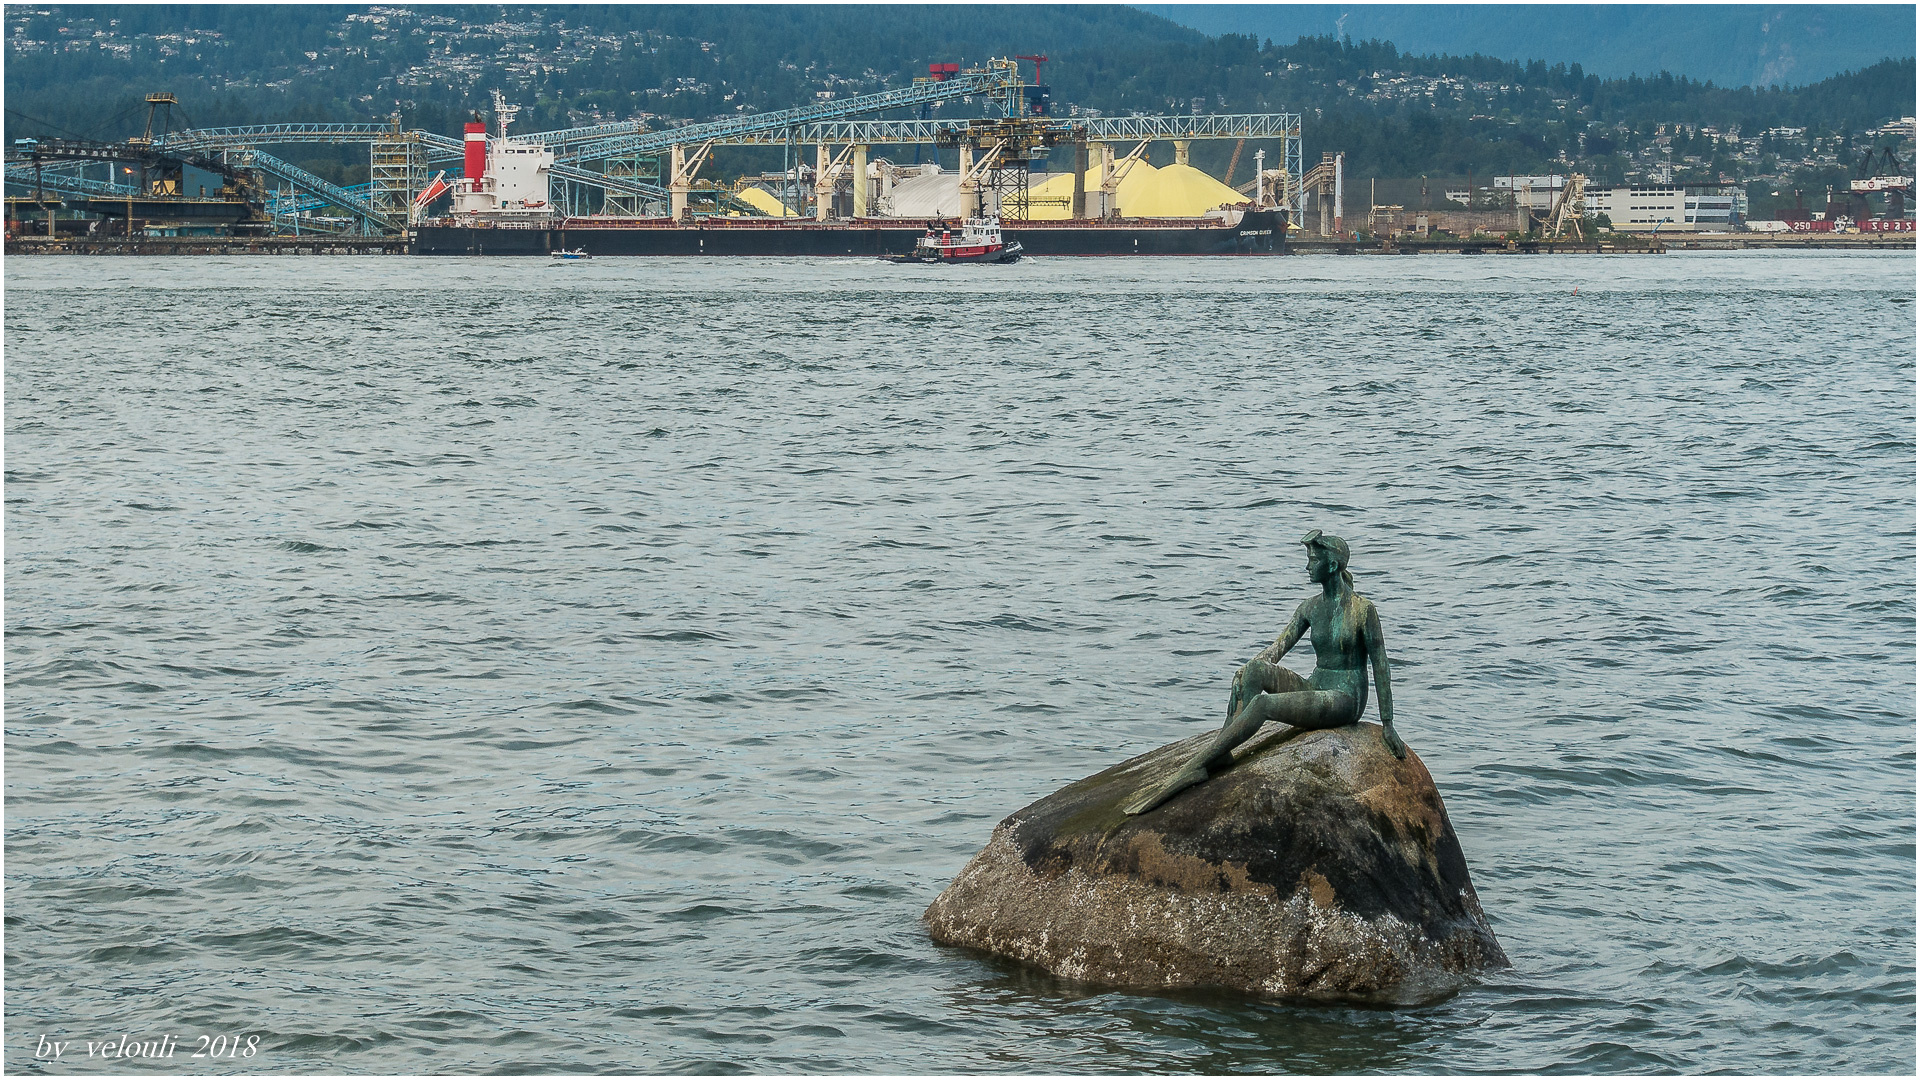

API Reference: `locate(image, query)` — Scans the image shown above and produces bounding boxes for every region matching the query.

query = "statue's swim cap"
[1300,529,1350,569]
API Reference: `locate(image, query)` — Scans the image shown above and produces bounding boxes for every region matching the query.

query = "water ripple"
[5,252,1913,1073]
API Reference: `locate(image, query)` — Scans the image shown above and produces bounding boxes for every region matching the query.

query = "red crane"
[1016,54,1049,86]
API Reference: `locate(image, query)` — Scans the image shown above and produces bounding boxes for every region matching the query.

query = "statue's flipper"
[1122,764,1209,815]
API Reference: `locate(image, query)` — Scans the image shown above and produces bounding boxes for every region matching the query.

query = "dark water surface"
[6,253,1914,1074]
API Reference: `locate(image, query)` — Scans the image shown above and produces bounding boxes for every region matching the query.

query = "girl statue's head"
[1301,529,1354,588]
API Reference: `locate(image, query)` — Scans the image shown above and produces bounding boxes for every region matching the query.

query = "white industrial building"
[1428,178,1748,232]
[1583,185,1743,232]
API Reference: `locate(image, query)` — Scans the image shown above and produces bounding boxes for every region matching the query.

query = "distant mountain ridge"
[1137,4,1917,88]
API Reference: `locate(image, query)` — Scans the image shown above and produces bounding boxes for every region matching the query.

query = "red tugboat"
[887,217,1024,263]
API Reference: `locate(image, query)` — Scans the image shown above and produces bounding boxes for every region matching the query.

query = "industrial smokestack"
[464,116,487,181]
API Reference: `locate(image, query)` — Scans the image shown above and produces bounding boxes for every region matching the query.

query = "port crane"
[1849,144,1913,219]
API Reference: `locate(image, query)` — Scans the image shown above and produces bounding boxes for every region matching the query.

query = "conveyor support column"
[1071,142,1087,219]
[669,143,689,221]
[815,144,832,221]
[1174,140,1190,166]
[958,143,977,220]
[851,145,868,217]
[1099,143,1117,219]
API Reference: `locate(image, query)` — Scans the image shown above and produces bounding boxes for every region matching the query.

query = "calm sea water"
[5,251,1914,1074]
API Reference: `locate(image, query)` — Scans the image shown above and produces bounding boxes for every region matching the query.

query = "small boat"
[887,217,1023,264]
[550,248,591,260]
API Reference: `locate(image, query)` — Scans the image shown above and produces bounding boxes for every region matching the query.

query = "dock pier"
[5,235,410,255]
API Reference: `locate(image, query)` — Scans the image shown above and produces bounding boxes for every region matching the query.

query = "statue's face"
[1306,547,1336,583]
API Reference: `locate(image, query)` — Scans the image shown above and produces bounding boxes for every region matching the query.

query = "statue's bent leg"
[1227,659,1309,720]
[1123,688,1358,815]
[1201,689,1356,767]
[1246,689,1359,734]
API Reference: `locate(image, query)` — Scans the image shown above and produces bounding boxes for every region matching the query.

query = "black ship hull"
[411,211,1287,257]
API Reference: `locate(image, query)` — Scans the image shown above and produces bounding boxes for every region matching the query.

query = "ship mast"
[490,88,521,140]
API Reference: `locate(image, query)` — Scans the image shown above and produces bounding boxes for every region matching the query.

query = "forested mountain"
[5,3,1912,205]
[1138,4,1916,88]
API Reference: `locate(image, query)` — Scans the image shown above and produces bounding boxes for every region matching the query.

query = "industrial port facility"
[6,54,1909,255]
[5,59,1310,256]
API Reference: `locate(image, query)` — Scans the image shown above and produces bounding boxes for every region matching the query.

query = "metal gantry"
[599,153,661,214]
[368,116,426,224]
[619,112,1303,221]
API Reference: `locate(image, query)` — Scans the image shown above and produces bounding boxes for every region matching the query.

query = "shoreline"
[2,233,1912,256]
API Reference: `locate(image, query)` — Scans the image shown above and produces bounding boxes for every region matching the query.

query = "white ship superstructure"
[450,90,554,223]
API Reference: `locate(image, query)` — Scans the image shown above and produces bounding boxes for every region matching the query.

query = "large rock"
[924,722,1507,1004]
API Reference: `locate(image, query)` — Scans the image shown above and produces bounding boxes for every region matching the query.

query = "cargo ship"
[410,96,1287,257]
[409,210,1286,257]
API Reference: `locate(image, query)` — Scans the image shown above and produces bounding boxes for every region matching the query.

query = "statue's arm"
[1366,602,1392,726]
[1256,603,1309,664]
[1228,605,1308,721]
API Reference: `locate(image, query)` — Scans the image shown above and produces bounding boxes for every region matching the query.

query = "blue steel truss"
[549,161,666,201]
[523,119,647,147]
[557,68,1016,164]
[4,164,139,198]
[150,65,1012,171]
[158,107,1298,157]
[416,132,465,166]
[222,147,395,232]
[703,112,1300,148]
[158,124,394,151]
[267,181,373,215]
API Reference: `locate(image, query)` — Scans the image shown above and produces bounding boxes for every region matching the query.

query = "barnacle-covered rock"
[923,723,1507,1004]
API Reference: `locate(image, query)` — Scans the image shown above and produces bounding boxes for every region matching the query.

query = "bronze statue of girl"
[1124,530,1406,816]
